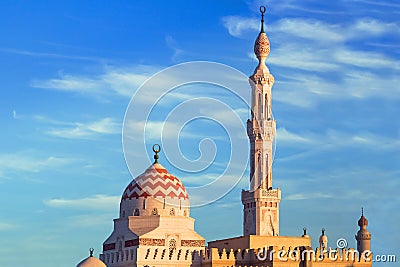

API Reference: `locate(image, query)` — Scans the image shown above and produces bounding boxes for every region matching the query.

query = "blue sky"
[0,0,399,266]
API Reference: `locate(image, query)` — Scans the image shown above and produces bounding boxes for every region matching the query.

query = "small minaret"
[319,228,328,251]
[242,5,281,237]
[355,208,371,252]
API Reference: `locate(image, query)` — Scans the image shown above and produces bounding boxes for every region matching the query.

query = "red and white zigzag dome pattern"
[122,163,189,201]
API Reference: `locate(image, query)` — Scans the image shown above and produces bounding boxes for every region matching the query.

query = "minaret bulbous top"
[358,208,368,228]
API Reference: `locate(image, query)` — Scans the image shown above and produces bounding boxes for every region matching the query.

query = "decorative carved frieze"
[254,33,270,58]
[181,240,205,247]
[139,238,165,246]
[103,243,116,251]
[125,239,139,247]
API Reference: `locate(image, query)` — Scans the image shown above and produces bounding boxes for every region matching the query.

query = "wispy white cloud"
[221,16,259,37]
[165,35,184,62]
[285,189,380,202]
[31,74,102,93]
[352,0,400,8]
[44,194,120,211]
[0,222,17,231]
[333,49,400,70]
[285,192,334,201]
[30,66,158,98]
[273,69,400,107]
[0,48,103,62]
[266,44,339,72]
[124,120,181,141]
[349,18,400,37]
[47,117,120,139]
[67,213,115,227]
[0,152,77,174]
[276,127,400,151]
[276,127,312,143]
[223,16,399,41]
[226,15,399,107]
[272,18,344,43]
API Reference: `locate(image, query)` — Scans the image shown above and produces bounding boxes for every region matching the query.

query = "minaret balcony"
[241,188,281,202]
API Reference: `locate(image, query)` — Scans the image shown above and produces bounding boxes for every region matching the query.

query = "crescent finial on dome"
[152,144,161,163]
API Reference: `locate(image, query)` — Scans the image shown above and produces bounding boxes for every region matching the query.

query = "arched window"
[152,208,158,215]
[169,239,177,251]
[143,198,146,209]
[183,210,187,216]
[258,92,262,120]
[134,208,140,216]
[169,208,175,216]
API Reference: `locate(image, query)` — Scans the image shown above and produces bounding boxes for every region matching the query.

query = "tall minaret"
[355,208,371,253]
[241,6,281,236]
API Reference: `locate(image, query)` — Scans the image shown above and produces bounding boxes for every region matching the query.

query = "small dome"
[77,249,106,267]
[122,163,189,201]
[358,215,368,227]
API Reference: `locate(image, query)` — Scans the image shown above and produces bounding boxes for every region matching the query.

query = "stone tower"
[355,208,371,253]
[319,228,328,251]
[241,6,281,236]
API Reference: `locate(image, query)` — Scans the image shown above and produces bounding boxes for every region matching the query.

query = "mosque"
[76,6,372,267]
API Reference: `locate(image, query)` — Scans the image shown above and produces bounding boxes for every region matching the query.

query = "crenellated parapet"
[250,72,274,86]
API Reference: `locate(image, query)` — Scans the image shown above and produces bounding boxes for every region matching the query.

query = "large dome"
[119,146,191,218]
[77,257,107,267]
[122,163,189,201]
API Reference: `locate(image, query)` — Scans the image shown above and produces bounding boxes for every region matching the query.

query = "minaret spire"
[242,5,280,237]
[260,6,266,33]
[253,7,271,69]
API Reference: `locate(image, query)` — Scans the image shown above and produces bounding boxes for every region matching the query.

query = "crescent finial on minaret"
[260,6,266,33]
